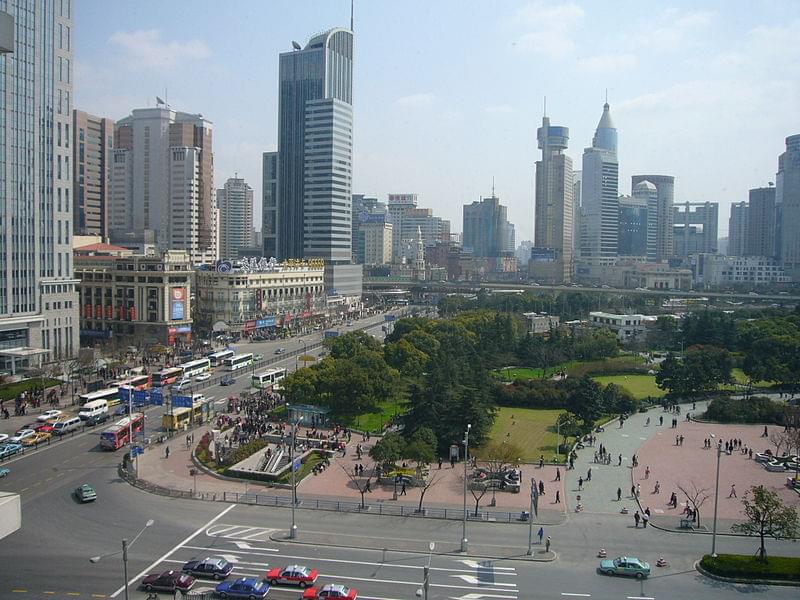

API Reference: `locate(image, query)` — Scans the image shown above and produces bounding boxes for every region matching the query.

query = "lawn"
[592,374,666,400]
[488,407,564,462]
[347,398,405,433]
[731,368,773,388]
[0,378,62,402]
[497,362,578,381]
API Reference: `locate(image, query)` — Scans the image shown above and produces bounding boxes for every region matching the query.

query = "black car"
[182,557,234,580]
[85,413,109,427]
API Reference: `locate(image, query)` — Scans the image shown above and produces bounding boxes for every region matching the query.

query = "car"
[31,422,55,433]
[195,373,212,382]
[274,347,286,355]
[346,322,353,327]
[174,379,192,391]
[182,557,234,580]
[22,431,51,446]
[37,409,62,422]
[0,434,8,444]
[303,584,358,600]
[141,570,195,593]
[253,354,264,362]
[598,556,651,579]
[220,376,236,386]
[0,467,9,478]
[214,577,269,599]
[0,443,23,458]
[9,429,35,444]
[85,413,109,427]
[74,483,97,503]
[266,565,319,587]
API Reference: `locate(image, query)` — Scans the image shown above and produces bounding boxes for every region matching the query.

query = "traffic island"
[697,554,800,586]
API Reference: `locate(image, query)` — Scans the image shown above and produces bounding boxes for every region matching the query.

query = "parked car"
[214,577,269,599]
[74,483,97,503]
[220,376,236,386]
[0,467,10,478]
[37,409,63,422]
[266,565,318,587]
[22,431,51,446]
[141,571,195,593]
[303,584,358,600]
[0,434,8,444]
[598,556,651,579]
[0,443,23,458]
[195,373,212,382]
[253,354,264,362]
[182,557,234,580]
[31,422,55,433]
[9,429,35,444]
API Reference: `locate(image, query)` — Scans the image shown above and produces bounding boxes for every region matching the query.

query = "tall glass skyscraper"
[776,134,800,278]
[0,1,79,369]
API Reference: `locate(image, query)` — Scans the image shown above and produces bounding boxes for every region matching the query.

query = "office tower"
[217,176,254,259]
[728,201,749,256]
[632,175,675,262]
[362,221,393,265]
[672,201,718,257]
[262,152,278,258]
[746,187,776,258]
[277,28,353,261]
[776,134,800,277]
[110,107,216,262]
[388,194,418,260]
[618,195,648,257]
[352,195,386,264]
[632,180,658,261]
[572,170,582,257]
[0,2,78,365]
[463,195,511,257]
[505,222,515,253]
[73,110,114,238]
[534,116,573,282]
[580,103,619,259]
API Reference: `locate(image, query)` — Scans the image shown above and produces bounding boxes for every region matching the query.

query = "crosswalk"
[205,523,278,542]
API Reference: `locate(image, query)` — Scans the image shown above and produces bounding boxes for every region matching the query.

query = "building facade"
[523,312,560,334]
[777,135,800,277]
[74,246,193,346]
[217,176,254,259]
[728,201,749,256]
[73,110,113,238]
[110,107,216,264]
[534,116,573,282]
[617,195,648,257]
[387,194,418,261]
[262,151,278,259]
[693,254,790,287]
[747,186,776,258]
[589,311,656,342]
[463,195,511,258]
[0,1,79,370]
[672,201,718,258]
[351,195,386,264]
[362,221,392,266]
[631,175,674,262]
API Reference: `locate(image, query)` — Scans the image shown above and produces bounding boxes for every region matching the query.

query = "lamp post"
[289,407,303,539]
[90,519,154,600]
[461,423,471,553]
[415,541,435,599]
[709,434,723,557]
[527,478,538,555]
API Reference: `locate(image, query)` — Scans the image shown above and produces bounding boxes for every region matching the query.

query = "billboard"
[171,288,186,320]
[530,248,557,263]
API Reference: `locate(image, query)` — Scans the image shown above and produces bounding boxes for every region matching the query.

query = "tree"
[731,485,799,560]
[566,376,603,430]
[341,463,376,510]
[555,412,580,455]
[769,430,793,456]
[281,367,319,407]
[471,441,522,513]
[656,353,690,398]
[383,339,429,378]
[326,330,383,358]
[368,433,406,468]
[416,470,443,513]
[676,481,711,528]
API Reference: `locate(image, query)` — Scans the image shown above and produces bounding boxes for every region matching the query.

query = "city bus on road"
[252,367,287,390]
[99,413,145,450]
[161,395,211,431]
[224,353,254,372]
[78,387,119,406]
[178,358,211,378]
[207,349,235,367]
[113,374,151,390]
[152,367,183,387]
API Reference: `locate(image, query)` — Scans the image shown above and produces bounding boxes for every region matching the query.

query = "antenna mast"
[350,0,354,30]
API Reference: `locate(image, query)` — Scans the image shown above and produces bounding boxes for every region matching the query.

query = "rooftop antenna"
[605,88,608,104]
[543,96,547,118]
[492,176,496,198]
[350,0,354,31]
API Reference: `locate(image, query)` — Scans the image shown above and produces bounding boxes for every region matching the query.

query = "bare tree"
[341,463,375,509]
[467,442,523,516]
[416,470,443,513]
[769,430,792,456]
[676,481,711,528]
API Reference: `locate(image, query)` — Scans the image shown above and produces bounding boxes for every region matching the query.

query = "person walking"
[555,490,560,503]
[617,487,622,501]
[578,476,583,491]
[654,481,660,494]
[618,454,623,466]
[642,512,650,528]
[537,527,544,544]
[165,446,170,459]
[400,481,407,496]
[644,466,650,479]
[545,536,551,553]
[539,455,544,469]
[729,483,737,498]
[555,468,561,482]
[587,468,592,482]
[631,485,636,499]
[636,483,641,497]
[634,511,641,528]
[438,457,443,470]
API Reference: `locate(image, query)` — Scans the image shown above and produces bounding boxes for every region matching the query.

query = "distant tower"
[631,175,675,262]
[413,225,426,272]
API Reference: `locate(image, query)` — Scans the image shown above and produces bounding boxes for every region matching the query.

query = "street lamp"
[709,433,723,557]
[288,406,304,539]
[415,541,435,599]
[89,519,154,600]
[461,423,471,553]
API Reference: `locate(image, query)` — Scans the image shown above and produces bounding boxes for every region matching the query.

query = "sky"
[75,0,800,241]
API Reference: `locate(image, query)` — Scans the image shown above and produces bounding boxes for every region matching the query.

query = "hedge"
[703,396,786,424]
[701,554,800,582]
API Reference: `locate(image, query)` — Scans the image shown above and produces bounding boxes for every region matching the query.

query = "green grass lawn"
[0,378,61,402]
[730,368,773,388]
[347,398,405,433]
[593,374,666,400]
[488,407,565,461]
[497,362,578,381]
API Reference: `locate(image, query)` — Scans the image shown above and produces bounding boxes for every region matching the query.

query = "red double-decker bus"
[114,374,151,390]
[99,413,145,450]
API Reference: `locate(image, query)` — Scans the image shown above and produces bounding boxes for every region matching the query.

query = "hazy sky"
[76,0,799,241]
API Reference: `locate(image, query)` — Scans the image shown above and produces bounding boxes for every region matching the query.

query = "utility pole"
[461,424,471,553]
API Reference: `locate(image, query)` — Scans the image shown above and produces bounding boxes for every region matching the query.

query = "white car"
[173,379,192,391]
[195,373,211,382]
[9,429,35,444]
[37,409,63,422]
[0,434,8,444]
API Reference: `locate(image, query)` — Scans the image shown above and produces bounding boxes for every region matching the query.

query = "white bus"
[178,358,211,378]
[207,349,235,367]
[224,353,254,371]
[252,367,287,389]
[78,387,120,406]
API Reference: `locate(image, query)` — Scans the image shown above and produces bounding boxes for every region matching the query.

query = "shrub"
[703,396,785,424]
[492,379,569,409]
[700,554,800,582]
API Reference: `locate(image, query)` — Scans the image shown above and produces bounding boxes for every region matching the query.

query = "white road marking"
[110,503,236,598]
[639,437,647,440]
[621,434,630,438]
[458,560,516,571]
[627,596,655,600]
[450,594,518,600]
[451,575,516,587]
[206,524,241,536]
[561,594,591,597]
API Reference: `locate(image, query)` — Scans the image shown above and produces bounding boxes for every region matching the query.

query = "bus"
[161,395,211,431]
[78,387,119,406]
[252,367,287,389]
[114,374,151,390]
[178,358,211,378]
[208,349,235,367]
[152,367,183,387]
[224,353,254,372]
[99,413,145,450]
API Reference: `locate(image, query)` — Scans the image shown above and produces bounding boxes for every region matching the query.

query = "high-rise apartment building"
[110,107,216,263]
[631,175,674,262]
[262,152,278,258]
[352,195,387,264]
[618,195,648,257]
[73,110,113,238]
[534,116,573,282]
[217,176,254,259]
[463,195,512,258]
[580,103,619,259]
[672,201,718,257]
[362,221,393,265]
[728,201,749,257]
[572,170,581,258]
[776,134,800,278]
[0,1,79,367]
[388,194,418,260]
[746,186,776,258]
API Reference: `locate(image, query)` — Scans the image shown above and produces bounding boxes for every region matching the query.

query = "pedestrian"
[587,468,592,482]
[644,466,650,479]
[555,468,561,482]
[578,476,583,491]
[748,448,753,460]
[631,485,636,498]
[400,481,407,496]
[545,536,551,553]
[636,483,641,497]
[642,512,650,528]
[537,527,544,544]
[646,417,650,427]
[555,490,560,503]
[539,455,544,469]
[438,457,443,470]
[617,487,622,501]
[618,454,623,466]
[729,483,737,498]
[165,446,170,459]
[634,511,641,528]
[450,456,456,468]
[365,480,372,493]
[654,481,660,494]
[659,415,663,426]
[763,425,768,437]
[679,435,684,446]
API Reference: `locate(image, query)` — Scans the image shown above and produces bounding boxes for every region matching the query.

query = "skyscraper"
[747,186,776,258]
[618,195,648,257]
[728,201,749,257]
[262,152,278,258]
[463,195,512,258]
[580,103,619,259]
[73,110,114,238]
[110,107,216,263]
[217,176,254,259]
[672,201,718,257]
[632,180,658,261]
[0,1,79,366]
[534,116,573,282]
[631,175,675,262]
[776,134,800,278]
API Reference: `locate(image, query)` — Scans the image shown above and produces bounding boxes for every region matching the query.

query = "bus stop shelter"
[287,404,331,428]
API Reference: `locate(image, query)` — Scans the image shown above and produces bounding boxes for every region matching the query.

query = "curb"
[694,559,800,587]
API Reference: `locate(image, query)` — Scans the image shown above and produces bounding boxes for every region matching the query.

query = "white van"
[173,379,192,391]
[53,416,82,435]
[78,399,108,421]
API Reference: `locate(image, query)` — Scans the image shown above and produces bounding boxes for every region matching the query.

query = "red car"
[303,584,357,600]
[266,565,318,587]
[141,570,195,593]
[31,423,55,434]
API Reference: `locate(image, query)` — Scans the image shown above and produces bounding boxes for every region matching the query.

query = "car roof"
[322,584,347,592]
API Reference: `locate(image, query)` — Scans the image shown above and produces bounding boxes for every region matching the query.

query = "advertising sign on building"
[171,288,186,320]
